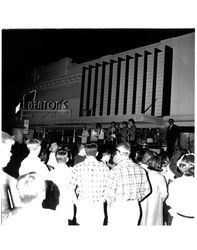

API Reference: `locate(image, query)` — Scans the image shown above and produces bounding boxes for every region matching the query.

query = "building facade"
[16,32,194,150]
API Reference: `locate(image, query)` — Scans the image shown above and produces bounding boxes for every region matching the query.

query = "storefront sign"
[23,90,68,110]
[26,100,68,110]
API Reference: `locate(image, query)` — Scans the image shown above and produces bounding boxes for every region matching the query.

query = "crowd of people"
[1,118,195,228]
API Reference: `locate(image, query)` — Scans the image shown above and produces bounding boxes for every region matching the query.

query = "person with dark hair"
[73,144,86,166]
[79,125,89,144]
[166,119,180,159]
[118,121,128,143]
[106,121,118,145]
[68,143,109,226]
[140,154,168,225]
[47,142,59,170]
[127,119,137,145]
[104,142,151,226]
[166,153,195,225]
[96,123,105,145]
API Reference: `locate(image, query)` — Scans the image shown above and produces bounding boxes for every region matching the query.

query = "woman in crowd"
[46,141,59,170]
[140,154,168,225]
[159,153,174,225]
[79,125,89,144]
[51,149,73,221]
[166,153,195,225]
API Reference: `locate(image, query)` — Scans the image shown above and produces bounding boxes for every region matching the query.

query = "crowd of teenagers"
[1,119,195,228]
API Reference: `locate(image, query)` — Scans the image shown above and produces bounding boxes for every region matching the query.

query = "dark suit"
[166,124,179,159]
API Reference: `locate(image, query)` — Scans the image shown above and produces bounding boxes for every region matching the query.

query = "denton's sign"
[23,90,68,110]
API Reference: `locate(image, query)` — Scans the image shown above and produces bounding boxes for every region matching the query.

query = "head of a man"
[84,143,98,157]
[128,118,135,125]
[169,119,174,125]
[55,149,69,164]
[25,139,41,156]
[111,121,116,128]
[177,153,195,177]
[1,131,15,168]
[16,172,46,206]
[113,142,131,164]
[122,121,128,128]
[49,142,59,153]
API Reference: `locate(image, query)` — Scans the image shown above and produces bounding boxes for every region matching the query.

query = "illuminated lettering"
[47,101,56,110]
[27,101,33,109]
[26,99,68,110]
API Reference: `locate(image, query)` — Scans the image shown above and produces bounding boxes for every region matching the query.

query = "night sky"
[2,28,194,125]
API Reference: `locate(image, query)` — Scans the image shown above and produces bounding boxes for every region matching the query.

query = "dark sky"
[1,28,194,122]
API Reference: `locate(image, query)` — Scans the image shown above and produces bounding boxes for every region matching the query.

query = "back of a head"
[116,142,131,156]
[85,143,98,157]
[1,131,15,167]
[147,155,162,172]
[1,131,15,145]
[177,153,195,177]
[55,149,68,164]
[142,150,154,164]
[25,139,41,153]
[17,172,46,204]
[135,149,146,163]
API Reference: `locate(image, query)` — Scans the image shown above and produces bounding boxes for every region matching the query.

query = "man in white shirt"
[69,143,109,226]
[19,139,50,180]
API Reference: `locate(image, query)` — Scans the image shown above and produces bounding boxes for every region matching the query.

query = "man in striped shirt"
[104,142,151,226]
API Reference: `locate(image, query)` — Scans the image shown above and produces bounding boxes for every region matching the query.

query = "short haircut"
[84,143,98,157]
[141,150,154,164]
[116,142,131,155]
[25,139,41,151]
[1,131,15,145]
[128,118,135,124]
[96,123,102,128]
[177,153,195,176]
[122,121,128,126]
[147,155,162,172]
[55,149,68,163]
[17,172,46,204]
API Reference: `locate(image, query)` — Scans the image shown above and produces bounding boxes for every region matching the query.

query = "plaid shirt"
[69,156,109,202]
[104,159,151,205]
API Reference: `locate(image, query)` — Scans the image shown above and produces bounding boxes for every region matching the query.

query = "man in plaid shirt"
[69,143,109,226]
[104,142,151,226]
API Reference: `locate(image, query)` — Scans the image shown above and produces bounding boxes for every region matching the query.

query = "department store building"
[14,32,194,151]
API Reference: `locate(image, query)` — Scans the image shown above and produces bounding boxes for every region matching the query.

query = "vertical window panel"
[145,54,154,115]
[95,65,102,117]
[135,56,143,114]
[103,64,110,115]
[110,63,118,115]
[127,59,134,114]
[155,50,164,116]
[118,60,126,115]
[115,57,125,115]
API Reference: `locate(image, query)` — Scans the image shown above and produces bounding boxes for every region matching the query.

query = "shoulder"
[151,170,165,180]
